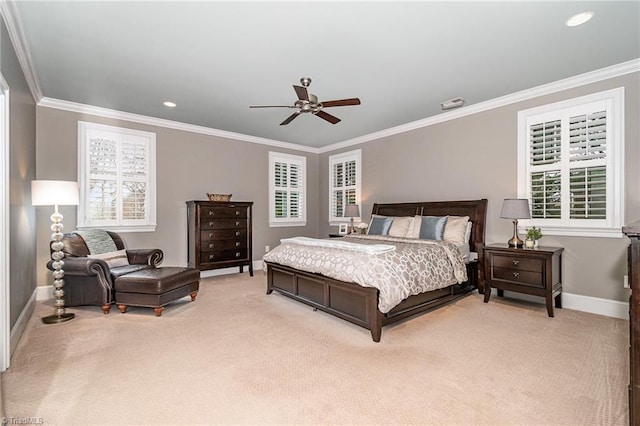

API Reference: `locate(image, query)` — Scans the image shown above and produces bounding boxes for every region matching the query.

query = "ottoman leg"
[154,307,164,317]
[190,291,198,301]
[101,304,111,314]
[118,304,128,314]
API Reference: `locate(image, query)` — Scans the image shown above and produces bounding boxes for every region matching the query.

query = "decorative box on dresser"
[483,244,563,317]
[623,222,640,426]
[187,201,253,276]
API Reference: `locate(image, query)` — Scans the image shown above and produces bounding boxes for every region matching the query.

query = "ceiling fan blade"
[314,110,341,124]
[249,105,293,108]
[293,85,309,101]
[321,98,361,108]
[280,111,301,126]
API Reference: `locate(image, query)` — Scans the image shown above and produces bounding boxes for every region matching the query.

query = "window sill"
[269,221,307,228]
[76,225,157,233]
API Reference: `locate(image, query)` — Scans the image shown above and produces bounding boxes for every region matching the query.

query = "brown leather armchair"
[47,231,163,314]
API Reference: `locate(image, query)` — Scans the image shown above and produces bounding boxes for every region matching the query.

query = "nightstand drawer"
[492,267,543,288]
[492,255,543,272]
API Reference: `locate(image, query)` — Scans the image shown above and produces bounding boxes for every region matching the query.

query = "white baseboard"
[491,289,628,319]
[198,260,264,279]
[10,287,37,358]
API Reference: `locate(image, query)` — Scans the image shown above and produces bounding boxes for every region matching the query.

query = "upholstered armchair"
[47,230,163,314]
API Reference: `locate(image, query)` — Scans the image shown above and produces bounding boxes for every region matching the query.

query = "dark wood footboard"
[266,262,476,342]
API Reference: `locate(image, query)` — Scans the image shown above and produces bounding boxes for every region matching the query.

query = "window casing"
[78,121,156,232]
[517,88,624,238]
[329,149,361,224]
[269,152,306,227]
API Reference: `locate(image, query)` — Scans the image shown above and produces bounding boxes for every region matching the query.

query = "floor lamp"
[31,180,79,324]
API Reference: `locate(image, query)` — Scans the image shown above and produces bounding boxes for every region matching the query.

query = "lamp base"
[42,312,75,324]
[507,237,524,248]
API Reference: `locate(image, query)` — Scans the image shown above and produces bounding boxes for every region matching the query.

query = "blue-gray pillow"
[368,217,393,235]
[419,216,447,240]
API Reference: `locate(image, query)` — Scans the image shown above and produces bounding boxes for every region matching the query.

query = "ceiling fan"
[249,77,361,125]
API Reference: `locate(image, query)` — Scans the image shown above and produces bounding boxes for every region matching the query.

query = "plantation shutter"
[268,152,306,226]
[568,111,607,219]
[525,100,611,224]
[80,122,156,230]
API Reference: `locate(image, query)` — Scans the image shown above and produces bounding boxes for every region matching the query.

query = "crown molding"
[0,1,43,102]
[35,58,639,156]
[318,58,640,154]
[38,97,320,154]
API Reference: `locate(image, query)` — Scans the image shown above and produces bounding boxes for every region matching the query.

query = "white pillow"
[405,215,422,239]
[443,216,470,243]
[388,216,412,237]
[464,222,473,244]
[88,249,129,268]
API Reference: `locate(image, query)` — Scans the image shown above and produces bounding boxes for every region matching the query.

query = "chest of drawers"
[187,201,253,276]
[623,222,640,425]
[483,244,563,317]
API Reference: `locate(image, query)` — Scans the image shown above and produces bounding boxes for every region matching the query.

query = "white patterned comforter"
[263,234,468,313]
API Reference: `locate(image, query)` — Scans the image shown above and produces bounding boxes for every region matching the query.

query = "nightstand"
[483,244,563,317]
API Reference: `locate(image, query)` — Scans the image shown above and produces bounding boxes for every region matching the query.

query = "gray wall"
[1,19,37,329]
[30,69,640,305]
[35,108,320,286]
[321,72,639,303]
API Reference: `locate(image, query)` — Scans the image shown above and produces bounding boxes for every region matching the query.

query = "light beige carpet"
[2,271,629,425]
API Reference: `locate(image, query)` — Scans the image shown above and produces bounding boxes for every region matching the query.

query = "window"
[269,152,306,227]
[517,88,624,238]
[78,121,156,232]
[329,149,361,224]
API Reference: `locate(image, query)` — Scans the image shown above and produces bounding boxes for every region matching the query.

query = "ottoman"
[114,267,200,316]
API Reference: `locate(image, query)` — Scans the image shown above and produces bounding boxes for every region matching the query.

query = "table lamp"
[344,204,360,234]
[500,198,531,248]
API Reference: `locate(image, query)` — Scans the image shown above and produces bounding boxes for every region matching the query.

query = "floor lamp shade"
[31,180,79,206]
[31,180,79,324]
[500,199,531,248]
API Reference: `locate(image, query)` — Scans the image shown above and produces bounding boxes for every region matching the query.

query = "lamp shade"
[500,199,531,220]
[31,180,79,206]
[344,204,360,218]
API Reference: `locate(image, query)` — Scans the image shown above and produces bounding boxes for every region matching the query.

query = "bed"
[264,199,487,342]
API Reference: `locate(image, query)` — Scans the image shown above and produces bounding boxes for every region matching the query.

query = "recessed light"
[163,101,177,108]
[566,11,594,27]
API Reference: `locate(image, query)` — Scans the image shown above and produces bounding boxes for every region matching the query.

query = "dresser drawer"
[200,218,248,230]
[492,254,543,273]
[200,248,248,263]
[200,239,246,251]
[200,206,248,219]
[200,229,247,241]
[492,267,543,288]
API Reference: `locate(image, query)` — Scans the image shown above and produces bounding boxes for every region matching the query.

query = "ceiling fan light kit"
[250,77,361,125]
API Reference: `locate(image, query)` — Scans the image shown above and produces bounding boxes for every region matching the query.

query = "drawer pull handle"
[236,211,240,216]
[236,221,240,226]
[512,260,519,267]
[209,254,215,260]
[235,242,240,247]
[209,222,214,227]
[513,272,520,279]
[235,252,241,258]
[209,233,213,238]
[235,231,240,236]
[209,243,214,249]
[208,211,214,216]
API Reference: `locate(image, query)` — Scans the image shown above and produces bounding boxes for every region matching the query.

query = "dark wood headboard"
[371,199,488,254]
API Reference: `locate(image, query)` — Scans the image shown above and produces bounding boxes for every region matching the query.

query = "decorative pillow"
[388,216,412,237]
[419,216,447,240]
[405,215,422,239]
[464,222,473,244]
[443,215,470,243]
[88,249,129,268]
[368,217,393,236]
